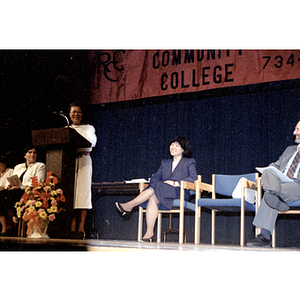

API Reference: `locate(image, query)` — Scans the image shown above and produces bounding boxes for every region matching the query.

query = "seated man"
[247,119,300,247]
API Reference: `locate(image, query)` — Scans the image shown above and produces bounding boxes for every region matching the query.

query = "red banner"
[90,50,300,104]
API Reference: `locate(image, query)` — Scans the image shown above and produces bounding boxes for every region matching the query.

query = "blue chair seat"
[287,199,300,209]
[172,199,196,211]
[197,197,256,212]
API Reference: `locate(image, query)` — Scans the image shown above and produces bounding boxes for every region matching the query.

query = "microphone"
[53,111,70,127]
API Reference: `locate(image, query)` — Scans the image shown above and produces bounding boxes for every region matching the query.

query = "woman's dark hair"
[23,145,36,156]
[169,136,192,158]
[69,101,84,113]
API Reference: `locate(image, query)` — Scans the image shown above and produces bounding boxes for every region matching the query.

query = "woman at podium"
[69,102,97,238]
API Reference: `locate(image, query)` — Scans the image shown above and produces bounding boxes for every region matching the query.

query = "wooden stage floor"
[0,236,299,252]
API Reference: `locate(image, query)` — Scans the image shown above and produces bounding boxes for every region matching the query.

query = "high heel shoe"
[78,231,86,239]
[115,202,131,218]
[140,235,154,243]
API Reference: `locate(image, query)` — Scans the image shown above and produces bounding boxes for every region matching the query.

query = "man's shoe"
[264,192,289,212]
[246,235,271,248]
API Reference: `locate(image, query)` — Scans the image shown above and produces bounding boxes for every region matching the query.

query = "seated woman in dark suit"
[115,136,197,242]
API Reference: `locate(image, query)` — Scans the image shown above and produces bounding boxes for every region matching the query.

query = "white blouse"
[13,162,46,189]
[0,168,14,188]
[70,124,97,152]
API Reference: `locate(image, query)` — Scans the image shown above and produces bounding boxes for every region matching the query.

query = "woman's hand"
[164,180,180,187]
[7,185,20,190]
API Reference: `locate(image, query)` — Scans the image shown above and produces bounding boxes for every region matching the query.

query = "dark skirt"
[0,189,23,214]
[140,181,190,210]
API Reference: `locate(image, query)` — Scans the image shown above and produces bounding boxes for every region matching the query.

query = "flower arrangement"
[13,171,66,236]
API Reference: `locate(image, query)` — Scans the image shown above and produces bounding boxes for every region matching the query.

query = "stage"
[1,235,299,252]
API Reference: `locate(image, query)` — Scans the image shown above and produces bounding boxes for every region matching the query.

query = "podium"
[32,127,91,237]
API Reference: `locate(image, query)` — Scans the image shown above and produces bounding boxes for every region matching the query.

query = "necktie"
[286,151,300,179]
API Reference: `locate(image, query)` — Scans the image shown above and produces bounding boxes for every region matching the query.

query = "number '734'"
[262,54,297,69]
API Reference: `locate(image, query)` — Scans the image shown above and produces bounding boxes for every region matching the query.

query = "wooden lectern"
[32,127,91,237]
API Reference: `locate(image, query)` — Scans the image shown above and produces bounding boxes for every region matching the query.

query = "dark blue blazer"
[148,157,197,209]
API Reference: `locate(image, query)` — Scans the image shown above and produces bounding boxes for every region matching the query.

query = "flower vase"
[28,218,50,238]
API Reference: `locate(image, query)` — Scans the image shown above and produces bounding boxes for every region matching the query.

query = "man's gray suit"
[253,145,300,232]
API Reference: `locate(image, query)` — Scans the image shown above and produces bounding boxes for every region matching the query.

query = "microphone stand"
[53,111,70,127]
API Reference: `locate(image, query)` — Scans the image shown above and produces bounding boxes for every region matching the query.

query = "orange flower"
[33,188,40,195]
[22,193,29,201]
[42,199,49,209]
[31,176,39,187]
[40,191,49,200]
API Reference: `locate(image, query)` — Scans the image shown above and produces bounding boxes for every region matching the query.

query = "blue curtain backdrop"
[87,82,300,246]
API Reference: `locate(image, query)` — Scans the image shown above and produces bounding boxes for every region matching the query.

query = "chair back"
[214,173,256,197]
